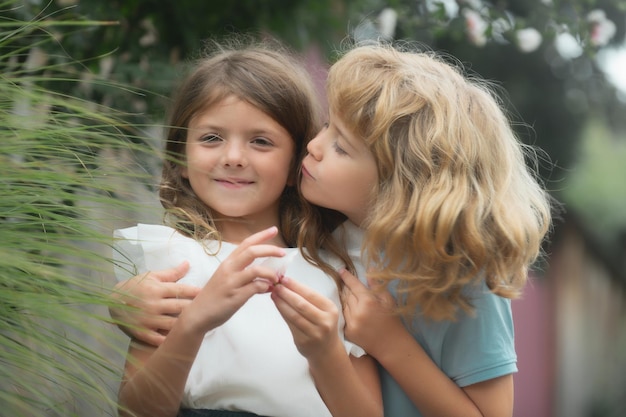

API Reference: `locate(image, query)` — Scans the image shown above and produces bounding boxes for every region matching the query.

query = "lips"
[215,178,254,187]
[301,164,314,180]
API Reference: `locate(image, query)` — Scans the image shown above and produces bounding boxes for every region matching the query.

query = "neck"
[218,218,286,247]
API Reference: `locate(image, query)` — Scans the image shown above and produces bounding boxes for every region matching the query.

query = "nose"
[306,131,324,161]
[223,141,246,167]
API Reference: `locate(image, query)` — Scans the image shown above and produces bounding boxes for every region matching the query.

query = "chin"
[300,187,318,204]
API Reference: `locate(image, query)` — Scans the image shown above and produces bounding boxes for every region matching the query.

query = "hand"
[271,276,340,360]
[340,269,404,357]
[180,226,286,335]
[110,261,200,346]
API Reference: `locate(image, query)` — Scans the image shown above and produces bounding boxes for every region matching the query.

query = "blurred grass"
[1,5,162,416]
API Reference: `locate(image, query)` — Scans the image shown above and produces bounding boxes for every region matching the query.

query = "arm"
[109,262,201,346]
[340,269,512,417]
[118,227,286,417]
[272,276,383,417]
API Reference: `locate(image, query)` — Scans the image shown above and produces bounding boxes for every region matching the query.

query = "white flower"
[139,18,158,47]
[516,27,542,53]
[554,32,583,59]
[426,0,459,19]
[378,8,398,39]
[463,8,488,47]
[491,14,514,44]
[587,9,616,47]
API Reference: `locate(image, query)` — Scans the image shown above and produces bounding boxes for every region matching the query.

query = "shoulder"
[413,283,517,386]
[464,280,514,322]
[114,223,179,241]
[331,220,364,252]
[112,224,221,282]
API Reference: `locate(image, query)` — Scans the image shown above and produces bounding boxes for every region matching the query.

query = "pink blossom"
[463,8,488,47]
[587,9,616,47]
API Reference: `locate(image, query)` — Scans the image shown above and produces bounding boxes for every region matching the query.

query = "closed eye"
[333,141,348,155]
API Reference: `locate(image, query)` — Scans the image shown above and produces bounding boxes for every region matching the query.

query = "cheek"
[285,157,297,186]
[351,170,377,199]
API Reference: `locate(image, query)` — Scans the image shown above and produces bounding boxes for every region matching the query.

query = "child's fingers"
[272,288,311,330]
[339,268,360,287]
[225,243,286,279]
[213,226,291,288]
[133,329,167,346]
[272,283,313,318]
[231,264,281,287]
[149,261,190,283]
[276,276,331,310]
[234,277,275,303]
[163,282,201,300]
[239,226,279,246]
[272,278,337,326]
[366,277,386,292]
[158,297,195,315]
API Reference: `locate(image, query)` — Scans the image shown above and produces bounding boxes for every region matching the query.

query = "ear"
[180,165,189,179]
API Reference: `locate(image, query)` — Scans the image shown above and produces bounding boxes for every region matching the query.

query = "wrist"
[175,308,212,341]
[306,338,345,369]
[367,321,412,363]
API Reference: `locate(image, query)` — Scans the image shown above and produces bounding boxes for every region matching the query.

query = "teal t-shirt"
[334,221,518,417]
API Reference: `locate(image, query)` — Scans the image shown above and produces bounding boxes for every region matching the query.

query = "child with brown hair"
[112,37,381,417]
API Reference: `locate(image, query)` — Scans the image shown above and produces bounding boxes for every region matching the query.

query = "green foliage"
[346,0,626,186]
[3,0,350,124]
[0,1,352,414]
[1,4,162,415]
[563,120,626,237]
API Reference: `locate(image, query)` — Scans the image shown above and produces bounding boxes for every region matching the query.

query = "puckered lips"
[301,163,314,180]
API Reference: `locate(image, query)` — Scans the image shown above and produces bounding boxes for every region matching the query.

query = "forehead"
[330,109,368,150]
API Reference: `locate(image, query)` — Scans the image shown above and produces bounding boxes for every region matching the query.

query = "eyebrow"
[333,120,359,153]
[189,122,282,137]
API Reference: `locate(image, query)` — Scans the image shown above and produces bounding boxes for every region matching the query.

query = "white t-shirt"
[113,224,364,417]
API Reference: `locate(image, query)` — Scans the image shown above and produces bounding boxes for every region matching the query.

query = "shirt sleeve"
[112,226,144,281]
[435,284,518,387]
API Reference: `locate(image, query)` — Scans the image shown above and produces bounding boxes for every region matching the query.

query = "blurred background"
[2,0,625,416]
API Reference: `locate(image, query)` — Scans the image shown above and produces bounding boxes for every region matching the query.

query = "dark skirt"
[177,410,267,417]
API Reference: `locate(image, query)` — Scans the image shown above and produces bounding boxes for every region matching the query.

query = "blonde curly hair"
[304,42,553,320]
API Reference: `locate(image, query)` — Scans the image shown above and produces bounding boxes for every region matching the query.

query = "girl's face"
[301,111,378,226]
[182,95,294,229]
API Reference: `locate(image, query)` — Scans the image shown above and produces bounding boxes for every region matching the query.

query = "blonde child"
[112,38,381,417]
[291,42,552,417]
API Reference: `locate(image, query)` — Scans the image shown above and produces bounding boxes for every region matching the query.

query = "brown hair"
[159,36,322,247]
